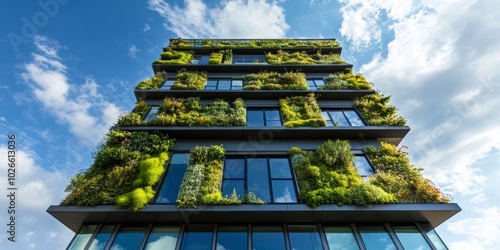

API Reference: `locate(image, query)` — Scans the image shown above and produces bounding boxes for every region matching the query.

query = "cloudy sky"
[1,0,499,249]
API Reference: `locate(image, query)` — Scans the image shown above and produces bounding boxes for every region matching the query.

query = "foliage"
[154,49,193,64]
[151,97,246,126]
[221,49,232,64]
[266,50,348,65]
[243,71,281,90]
[364,142,450,203]
[117,101,151,126]
[177,145,225,208]
[279,93,326,127]
[62,130,174,210]
[208,52,223,64]
[319,70,372,90]
[354,92,407,126]
[170,70,207,90]
[136,71,166,90]
[289,140,396,208]
[168,39,341,48]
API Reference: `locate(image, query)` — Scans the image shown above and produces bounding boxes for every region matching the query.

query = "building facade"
[48,38,460,250]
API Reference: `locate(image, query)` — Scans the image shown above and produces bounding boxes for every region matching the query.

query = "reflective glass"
[252,226,286,250]
[353,156,374,176]
[67,225,98,250]
[206,80,217,86]
[231,80,243,90]
[88,225,115,250]
[144,227,180,250]
[272,180,297,203]
[217,225,247,250]
[321,111,334,126]
[393,226,432,250]
[315,79,325,87]
[358,226,397,250]
[218,80,231,90]
[224,159,245,178]
[161,79,175,90]
[181,224,213,250]
[288,225,323,250]
[307,80,317,90]
[144,107,159,121]
[110,226,147,250]
[420,224,448,250]
[344,111,364,126]
[324,226,360,250]
[266,120,282,127]
[265,110,280,122]
[269,158,291,178]
[247,110,264,126]
[247,158,270,202]
[155,153,189,203]
[329,111,350,126]
[222,179,244,198]
[197,55,210,64]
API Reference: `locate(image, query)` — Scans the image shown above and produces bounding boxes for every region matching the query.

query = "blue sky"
[1,0,499,249]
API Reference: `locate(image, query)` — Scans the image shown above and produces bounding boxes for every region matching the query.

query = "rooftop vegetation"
[168,39,341,49]
[154,49,193,64]
[354,92,407,126]
[266,50,347,65]
[279,93,326,127]
[136,72,166,90]
[61,130,174,211]
[242,71,308,90]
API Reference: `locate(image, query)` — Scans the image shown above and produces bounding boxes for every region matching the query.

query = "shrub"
[354,92,407,126]
[154,50,193,64]
[221,49,232,64]
[319,70,372,90]
[136,71,166,90]
[266,50,348,65]
[117,113,142,126]
[279,93,326,127]
[208,52,223,64]
[170,70,207,90]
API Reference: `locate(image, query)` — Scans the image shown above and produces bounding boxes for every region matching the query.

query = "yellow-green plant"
[208,52,223,64]
[117,101,150,126]
[354,92,407,126]
[154,49,193,64]
[242,71,308,90]
[170,70,207,90]
[319,70,372,90]
[136,71,166,90]
[266,50,348,65]
[279,93,326,127]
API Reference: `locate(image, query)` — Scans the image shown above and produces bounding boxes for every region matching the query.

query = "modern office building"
[48,38,461,250]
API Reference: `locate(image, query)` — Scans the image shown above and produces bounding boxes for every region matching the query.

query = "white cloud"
[148,0,289,38]
[0,116,6,122]
[128,44,140,58]
[447,207,500,249]
[143,23,151,32]
[20,36,122,146]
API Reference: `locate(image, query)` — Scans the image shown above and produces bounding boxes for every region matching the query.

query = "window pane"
[324,226,360,250]
[218,80,231,90]
[181,225,213,250]
[265,110,280,121]
[110,226,147,250]
[269,158,292,178]
[344,111,364,126]
[288,225,323,250]
[315,79,325,87]
[206,80,218,86]
[329,111,350,126]
[217,225,247,250]
[155,153,189,203]
[144,107,159,121]
[224,159,245,178]
[232,80,243,87]
[161,80,175,90]
[420,224,448,250]
[321,111,334,126]
[252,226,286,250]
[353,156,374,176]
[88,225,115,250]
[67,225,98,250]
[272,180,297,203]
[247,110,264,126]
[198,55,210,64]
[358,226,397,250]
[393,226,432,250]
[222,179,244,199]
[144,226,180,250]
[247,158,270,202]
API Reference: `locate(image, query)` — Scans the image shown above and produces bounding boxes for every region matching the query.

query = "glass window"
[222,157,297,203]
[393,225,432,250]
[205,79,244,90]
[217,225,247,250]
[358,226,397,250]
[180,224,213,250]
[288,225,323,250]
[155,153,189,203]
[233,55,267,64]
[353,156,374,177]
[321,110,364,126]
[193,55,210,64]
[231,80,243,90]
[144,107,159,121]
[420,224,448,250]
[144,226,180,250]
[307,79,325,90]
[88,225,115,250]
[161,79,176,90]
[67,224,98,250]
[247,109,281,127]
[110,226,147,250]
[324,226,360,250]
[252,225,286,250]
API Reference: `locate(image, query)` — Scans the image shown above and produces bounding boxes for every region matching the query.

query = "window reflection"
[155,153,189,203]
[288,225,323,250]
[88,225,115,250]
[110,226,147,250]
[180,224,213,250]
[252,225,286,250]
[358,226,397,250]
[144,226,180,250]
[246,109,281,127]
[324,226,360,250]
[420,224,448,250]
[321,110,364,127]
[353,156,374,177]
[217,225,247,250]
[67,225,98,250]
[393,225,432,250]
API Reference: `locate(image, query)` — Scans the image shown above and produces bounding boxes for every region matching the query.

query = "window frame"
[246,108,282,127]
[307,78,326,90]
[204,79,243,90]
[321,109,365,126]
[232,54,267,64]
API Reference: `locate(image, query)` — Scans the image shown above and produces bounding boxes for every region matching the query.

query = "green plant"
[208,52,223,64]
[154,49,193,64]
[279,93,326,127]
[117,101,151,126]
[354,92,407,126]
[168,39,341,49]
[170,70,207,90]
[266,50,348,65]
[136,71,166,90]
[319,70,372,90]
[221,49,232,64]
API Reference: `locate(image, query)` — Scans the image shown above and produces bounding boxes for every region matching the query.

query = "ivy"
[354,92,407,126]
[279,93,326,127]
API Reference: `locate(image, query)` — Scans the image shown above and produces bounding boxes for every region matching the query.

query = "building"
[48,38,461,250]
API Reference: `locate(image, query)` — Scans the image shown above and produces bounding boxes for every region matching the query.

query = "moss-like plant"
[168,39,341,49]
[266,50,348,65]
[62,130,174,210]
[354,92,407,126]
[151,97,246,126]
[221,49,232,64]
[279,93,326,127]
[154,49,193,64]
[117,101,151,126]
[170,70,207,90]
[208,52,223,64]
[242,71,308,90]
[289,140,396,208]
[136,71,166,90]
[364,142,450,203]
[319,70,372,90]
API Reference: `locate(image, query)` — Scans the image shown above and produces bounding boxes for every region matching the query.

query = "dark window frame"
[205,79,243,90]
[321,109,365,126]
[246,108,282,127]
[307,78,326,90]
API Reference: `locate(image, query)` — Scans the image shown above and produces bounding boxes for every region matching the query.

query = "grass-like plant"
[136,71,166,90]
[168,39,341,48]
[266,50,348,65]
[279,93,326,127]
[354,92,407,126]
[170,70,207,90]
